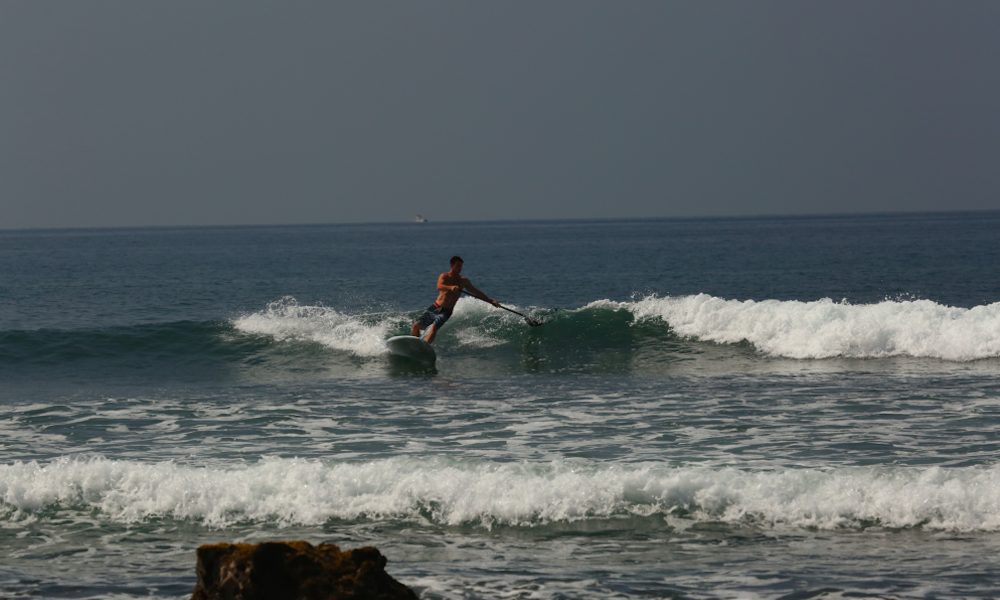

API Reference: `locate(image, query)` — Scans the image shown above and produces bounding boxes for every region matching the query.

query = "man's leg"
[424,324,438,343]
[410,322,421,337]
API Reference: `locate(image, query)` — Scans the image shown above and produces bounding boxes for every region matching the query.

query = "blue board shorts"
[415,303,453,330]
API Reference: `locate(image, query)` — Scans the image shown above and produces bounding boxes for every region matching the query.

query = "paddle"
[462,290,544,326]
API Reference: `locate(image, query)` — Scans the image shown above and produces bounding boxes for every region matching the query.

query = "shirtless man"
[411,256,499,343]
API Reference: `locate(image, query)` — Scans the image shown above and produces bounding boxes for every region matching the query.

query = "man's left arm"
[463,280,499,307]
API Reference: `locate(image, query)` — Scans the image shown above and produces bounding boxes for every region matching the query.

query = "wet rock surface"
[192,541,419,600]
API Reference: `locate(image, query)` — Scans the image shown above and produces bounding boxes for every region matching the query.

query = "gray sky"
[3,1,999,229]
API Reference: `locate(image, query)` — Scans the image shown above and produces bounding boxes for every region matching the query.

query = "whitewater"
[4,456,1000,532]
[633,294,1000,361]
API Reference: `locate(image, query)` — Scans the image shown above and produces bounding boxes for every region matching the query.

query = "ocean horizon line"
[2,207,998,234]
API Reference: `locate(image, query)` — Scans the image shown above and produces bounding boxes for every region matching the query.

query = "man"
[411,256,499,343]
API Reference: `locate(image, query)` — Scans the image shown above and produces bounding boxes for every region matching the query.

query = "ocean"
[2,212,1000,599]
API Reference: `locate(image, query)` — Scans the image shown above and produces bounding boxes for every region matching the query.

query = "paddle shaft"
[462,290,542,326]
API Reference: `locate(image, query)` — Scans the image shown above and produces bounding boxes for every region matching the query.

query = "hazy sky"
[3,1,999,229]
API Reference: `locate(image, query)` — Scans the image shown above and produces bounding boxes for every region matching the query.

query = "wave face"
[0,321,236,363]
[3,456,999,532]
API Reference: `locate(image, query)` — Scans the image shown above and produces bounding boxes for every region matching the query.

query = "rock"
[191,541,419,600]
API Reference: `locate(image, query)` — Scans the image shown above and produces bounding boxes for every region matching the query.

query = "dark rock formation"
[191,541,418,600]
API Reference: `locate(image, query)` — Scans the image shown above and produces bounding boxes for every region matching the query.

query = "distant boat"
[412,215,428,223]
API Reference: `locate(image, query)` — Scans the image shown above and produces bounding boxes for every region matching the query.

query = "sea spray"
[233,297,397,357]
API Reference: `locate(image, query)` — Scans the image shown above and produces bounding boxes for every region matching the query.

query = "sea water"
[2,213,1000,599]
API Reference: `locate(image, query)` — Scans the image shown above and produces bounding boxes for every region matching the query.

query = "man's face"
[450,261,463,275]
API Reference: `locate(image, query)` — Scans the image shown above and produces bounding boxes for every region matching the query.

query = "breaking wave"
[4,295,997,373]
[629,294,1000,361]
[234,295,1000,363]
[3,456,999,532]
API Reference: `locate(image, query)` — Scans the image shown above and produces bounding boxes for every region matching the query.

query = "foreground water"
[2,213,1000,599]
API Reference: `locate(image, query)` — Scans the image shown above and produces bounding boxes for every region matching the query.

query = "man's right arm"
[437,273,461,292]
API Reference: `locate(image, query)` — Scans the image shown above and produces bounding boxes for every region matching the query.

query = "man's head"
[449,256,463,274]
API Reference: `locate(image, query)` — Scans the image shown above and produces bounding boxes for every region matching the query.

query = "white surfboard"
[386,335,437,365]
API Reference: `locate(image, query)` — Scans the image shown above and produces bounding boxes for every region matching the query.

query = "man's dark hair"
[450,256,464,265]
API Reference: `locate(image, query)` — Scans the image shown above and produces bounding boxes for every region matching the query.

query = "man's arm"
[464,280,500,307]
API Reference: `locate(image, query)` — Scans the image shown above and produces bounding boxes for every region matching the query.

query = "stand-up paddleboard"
[386,335,436,365]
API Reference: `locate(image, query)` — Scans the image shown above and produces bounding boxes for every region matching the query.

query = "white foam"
[627,294,1000,361]
[3,456,999,531]
[232,297,395,357]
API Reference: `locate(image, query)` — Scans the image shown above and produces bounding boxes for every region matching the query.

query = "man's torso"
[434,272,467,310]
